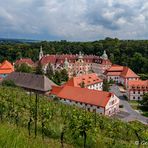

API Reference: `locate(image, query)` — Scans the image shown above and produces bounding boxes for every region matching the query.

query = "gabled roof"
[106,65,124,72]
[105,65,139,78]
[64,73,103,87]
[39,54,112,65]
[128,80,148,87]
[51,85,113,107]
[0,60,13,69]
[120,67,139,78]
[4,72,57,92]
[51,85,63,95]
[40,55,57,65]
[0,60,14,74]
[15,58,34,66]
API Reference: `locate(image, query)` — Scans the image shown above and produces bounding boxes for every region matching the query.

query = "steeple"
[64,58,69,69]
[101,50,108,60]
[78,51,83,59]
[39,46,44,60]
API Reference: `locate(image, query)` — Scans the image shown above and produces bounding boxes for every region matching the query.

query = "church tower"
[39,46,44,60]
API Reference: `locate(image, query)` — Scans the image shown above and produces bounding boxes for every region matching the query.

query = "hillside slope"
[0,86,147,147]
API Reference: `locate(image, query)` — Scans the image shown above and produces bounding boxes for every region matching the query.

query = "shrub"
[2,80,16,87]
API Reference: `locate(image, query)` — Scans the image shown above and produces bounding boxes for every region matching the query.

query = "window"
[133,91,135,94]
[93,109,96,112]
[133,96,135,99]
[138,97,140,100]
[112,100,114,105]
[138,92,140,94]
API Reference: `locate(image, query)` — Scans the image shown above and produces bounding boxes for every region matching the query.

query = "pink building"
[51,85,120,116]
[39,47,112,78]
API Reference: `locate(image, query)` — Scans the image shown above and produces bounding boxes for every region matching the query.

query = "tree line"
[0,37,148,74]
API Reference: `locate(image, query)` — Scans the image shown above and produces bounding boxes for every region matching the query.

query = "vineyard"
[0,86,148,148]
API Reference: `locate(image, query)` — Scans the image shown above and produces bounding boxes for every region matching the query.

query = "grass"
[129,101,148,117]
[0,122,73,148]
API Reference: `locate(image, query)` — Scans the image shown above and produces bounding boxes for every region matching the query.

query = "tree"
[69,110,93,148]
[140,93,148,107]
[46,63,54,79]
[103,79,110,91]
[130,52,144,73]
[35,62,44,75]
[80,81,85,88]
[53,70,61,85]
[15,63,33,73]
[60,69,69,82]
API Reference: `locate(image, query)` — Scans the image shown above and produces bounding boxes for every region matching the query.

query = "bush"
[2,80,16,87]
[123,95,128,100]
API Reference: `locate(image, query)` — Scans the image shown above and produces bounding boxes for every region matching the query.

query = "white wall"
[105,94,120,116]
[128,90,148,100]
[59,98,105,114]
[107,76,120,83]
[87,82,103,91]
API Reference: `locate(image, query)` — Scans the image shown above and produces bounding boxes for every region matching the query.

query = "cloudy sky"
[0,0,148,41]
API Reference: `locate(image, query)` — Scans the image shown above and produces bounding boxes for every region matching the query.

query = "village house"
[64,73,103,90]
[51,85,120,116]
[0,60,14,79]
[105,65,139,88]
[127,80,148,100]
[4,72,56,94]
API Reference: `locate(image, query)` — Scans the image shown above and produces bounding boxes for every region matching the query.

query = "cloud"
[0,0,147,40]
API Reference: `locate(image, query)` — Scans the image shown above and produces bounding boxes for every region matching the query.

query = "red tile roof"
[64,73,103,87]
[107,65,124,72]
[51,85,113,107]
[40,55,57,65]
[15,58,34,66]
[106,72,121,76]
[51,85,63,95]
[40,54,111,65]
[105,65,139,78]
[128,80,148,88]
[0,60,14,74]
[120,67,139,78]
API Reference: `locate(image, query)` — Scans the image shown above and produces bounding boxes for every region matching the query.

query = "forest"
[0,86,148,148]
[0,37,148,75]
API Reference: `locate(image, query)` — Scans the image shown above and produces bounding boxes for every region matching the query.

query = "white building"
[51,85,120,116]
[63,73,103,91]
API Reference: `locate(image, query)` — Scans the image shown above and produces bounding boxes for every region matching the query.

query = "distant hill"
[0,38,40,44]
